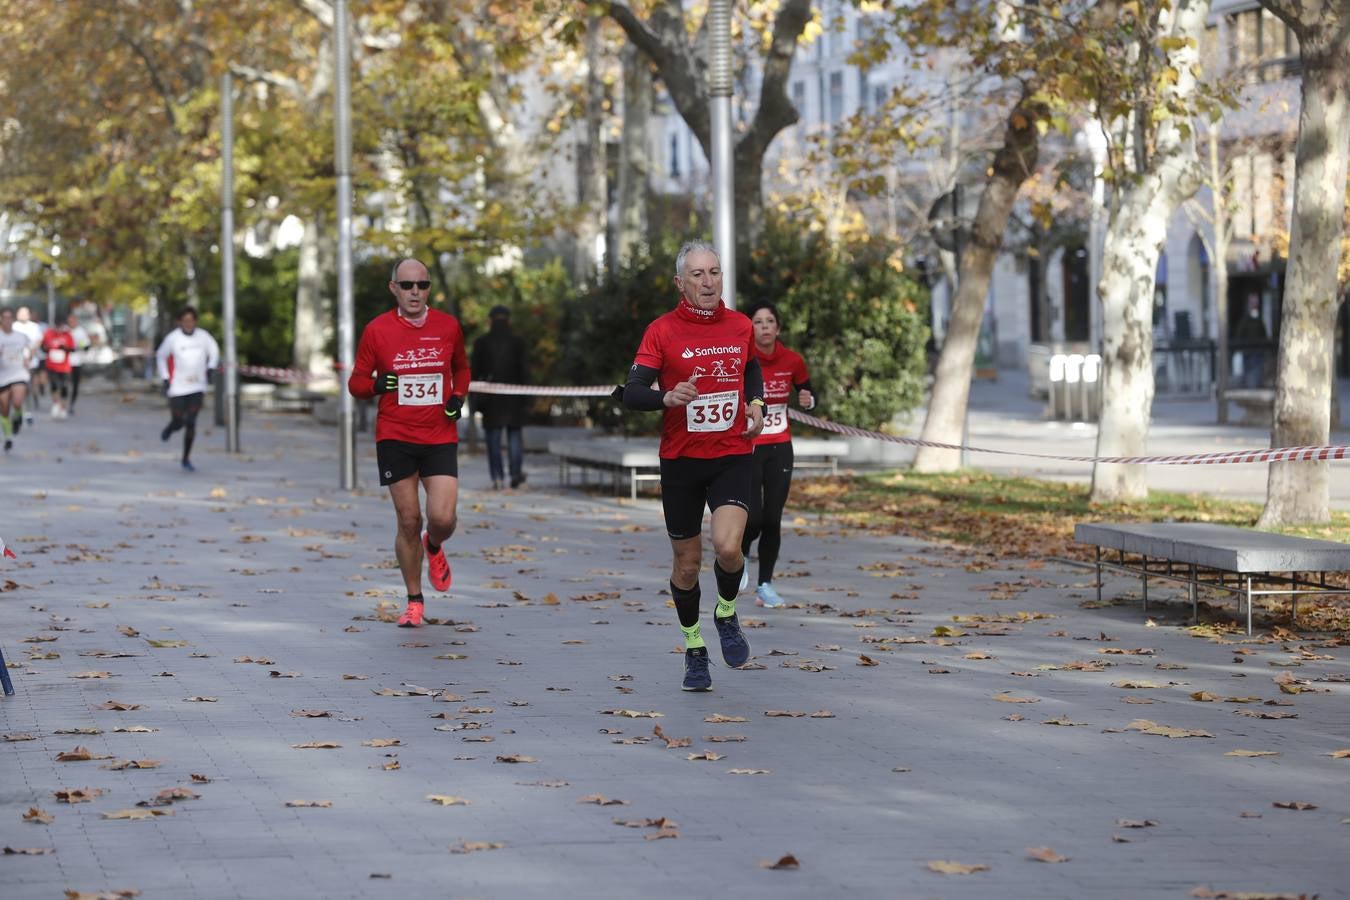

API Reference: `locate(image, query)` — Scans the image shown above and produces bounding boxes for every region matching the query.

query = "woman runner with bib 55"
[740,302,814,608]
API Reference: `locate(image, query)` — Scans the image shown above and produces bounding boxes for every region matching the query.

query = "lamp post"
[708,0,736,307]
[220,71,240,452]
[334,0,357,489]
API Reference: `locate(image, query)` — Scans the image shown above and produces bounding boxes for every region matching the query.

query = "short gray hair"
[675,241,719,278]
[390,257,425,281]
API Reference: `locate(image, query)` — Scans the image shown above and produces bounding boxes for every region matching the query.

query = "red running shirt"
[751,341,810,447]
[348,309,471,445]
[633,300,754,460]
[41,330,76,374]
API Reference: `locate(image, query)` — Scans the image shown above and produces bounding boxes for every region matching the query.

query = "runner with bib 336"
[622,240,765,691]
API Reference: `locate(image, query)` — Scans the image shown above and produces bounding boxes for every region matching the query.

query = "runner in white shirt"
[155,307,220,472]
[12,306,42,426]
[0,308,33,452]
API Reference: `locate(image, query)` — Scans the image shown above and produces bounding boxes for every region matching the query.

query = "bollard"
[1048,354,1067,420]
[1063,354,1083,421]
[1081,354,1102,422]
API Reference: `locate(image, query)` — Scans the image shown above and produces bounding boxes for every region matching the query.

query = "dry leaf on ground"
[449,841,504,854]
[285,800,332,808]
[1224,750,1280,758]
[760,854,800,870]
[1127,720,1213,739]
[993,693,1039,704]
[4,846,55,855]
[1272,801,1317,810]
[291,742,342,749]
[362,739,402,748]
[426,795,470,806]
[53,788,104,804]
[102,808,173,820]
[24,807,54,824]
[926,860,988,874]
[705,714,746,723]
[727,768,771,775]
[686,751,725,761]
[1027,847,1068,863]
[495,755,536,764]
[764,710,806,717]
[578,795,627,806]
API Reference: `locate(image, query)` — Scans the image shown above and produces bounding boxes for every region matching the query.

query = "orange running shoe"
[396,600,425,628]
[423,531,452,592]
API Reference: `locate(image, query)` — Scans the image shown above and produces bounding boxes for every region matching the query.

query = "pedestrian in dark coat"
[471,305,530,488]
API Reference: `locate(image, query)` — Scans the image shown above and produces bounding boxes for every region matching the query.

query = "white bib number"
[686,389,738,432]
[398,373,443,406]
[761,403,788,435]
[47,348,67,365]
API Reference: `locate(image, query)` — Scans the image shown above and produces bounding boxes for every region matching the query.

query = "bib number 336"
[686,389,738,432]
[398,373,443,406]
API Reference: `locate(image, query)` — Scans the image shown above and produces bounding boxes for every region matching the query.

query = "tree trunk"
[573,16,607,287]
[293,214,335,388]
[913,94,1044,472]
[1090,0,1207,502]
[1258,6,1350,525]
[613,43,651,272]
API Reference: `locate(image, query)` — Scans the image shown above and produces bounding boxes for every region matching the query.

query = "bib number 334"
[686,389,738,432]
[398,373,443,406]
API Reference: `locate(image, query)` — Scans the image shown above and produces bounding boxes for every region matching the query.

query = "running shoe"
[3,438,11,453]
[397,600,425,628]
[423,531,452,592]
[510,472,527,489]
[681,646,712,692]
[739,566,748,593]
[181,460,195,472]
[713,613,750,668]
[161,424,172,442]
[755,583,785,608]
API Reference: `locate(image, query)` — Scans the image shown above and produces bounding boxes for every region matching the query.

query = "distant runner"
[622,240,764,691]
[348,258,471,628]
[0,308,33,452]
[741,301,815,608]
[41,319,76,419]
[155,307,220,472]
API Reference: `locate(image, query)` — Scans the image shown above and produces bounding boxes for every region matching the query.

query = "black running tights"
[741,441,793,585]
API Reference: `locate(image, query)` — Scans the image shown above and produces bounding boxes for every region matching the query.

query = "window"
[669,134,680,179]
[828,71,844,124]
[791,80,806,122]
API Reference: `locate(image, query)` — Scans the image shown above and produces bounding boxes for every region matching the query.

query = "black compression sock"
[426,540,440,555]
[407,592,424,604]
[713,560,744,607]
[670,580,701,628]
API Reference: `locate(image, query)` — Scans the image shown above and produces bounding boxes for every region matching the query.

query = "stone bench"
[548,437,849,501]
[1075,521,1350,633]
[1223,388,1274,426]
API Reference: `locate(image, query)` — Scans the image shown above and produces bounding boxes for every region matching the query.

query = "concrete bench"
[548,437,849,501]
[1223,388,1274,426]
[1075,522,1350,633]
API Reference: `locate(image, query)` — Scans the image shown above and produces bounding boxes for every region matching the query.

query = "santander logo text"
[683,345,741,358]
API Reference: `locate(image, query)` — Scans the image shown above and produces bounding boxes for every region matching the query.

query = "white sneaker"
[739,566,749,593]
[755,583,785,608]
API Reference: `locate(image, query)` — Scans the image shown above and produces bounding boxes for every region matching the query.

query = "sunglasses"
[396,280,431,291]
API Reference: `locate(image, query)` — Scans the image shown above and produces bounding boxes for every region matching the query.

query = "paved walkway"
[1,381,1347,899]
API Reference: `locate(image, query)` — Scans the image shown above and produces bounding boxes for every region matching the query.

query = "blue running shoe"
[682,646,712,691]
[181,459,196,472]
[755,582,785,608]
[713,614,750,668]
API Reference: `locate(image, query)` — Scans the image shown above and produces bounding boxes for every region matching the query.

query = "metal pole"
[220,72,240,453]
[334,0,357,489]
[708,0,736,308]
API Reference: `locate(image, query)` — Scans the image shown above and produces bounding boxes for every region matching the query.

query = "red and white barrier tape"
[225,369,1349,466]
[786,409,1350,466]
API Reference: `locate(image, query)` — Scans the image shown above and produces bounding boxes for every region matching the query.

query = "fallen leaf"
[145,639,187,648]
[4,846,55,855]
[1127,719,1213,739]
[494,755,536,764]
[24,807,54,824]
[857,654,879,666]
[268,671,301,679]
[727,768,771,775]
[4,733,38,742]
[993,693,1039,704]
[1272,801,1317,810]
[926,860,988,875]
[1027,846,1068,863]
[112,726,158,734]
[705,714,746,723]
[56,746,113,762]
[102,808,173,820]
[291,709,330,718]
[764,710,806,718]
[71,671,114,679]
[1224,750,1280,758]
[97,701,140,711]
[706,735,747,743]
[183,696,218,703]
[599,708,663,718]
[645,828,679,840]
[578,794,628,806]
[761,854,800,870]
[809,710,836,718]
[291,742,342,749]
[362,739,402,748]
[139,788,199,807]
[53,788,104,804]
[686,751,725,761]
[285,800,333,808]
[426,795,471,806]
[1115,819,1157,828]
[449,840,504,854]
[1113,680,1160,689]
[101,759,163,770]
[1041,715,1087,727]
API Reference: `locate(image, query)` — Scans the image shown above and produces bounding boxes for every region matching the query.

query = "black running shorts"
[169,392,205,424]
[659,453,753,540]
[376,440,459,486]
